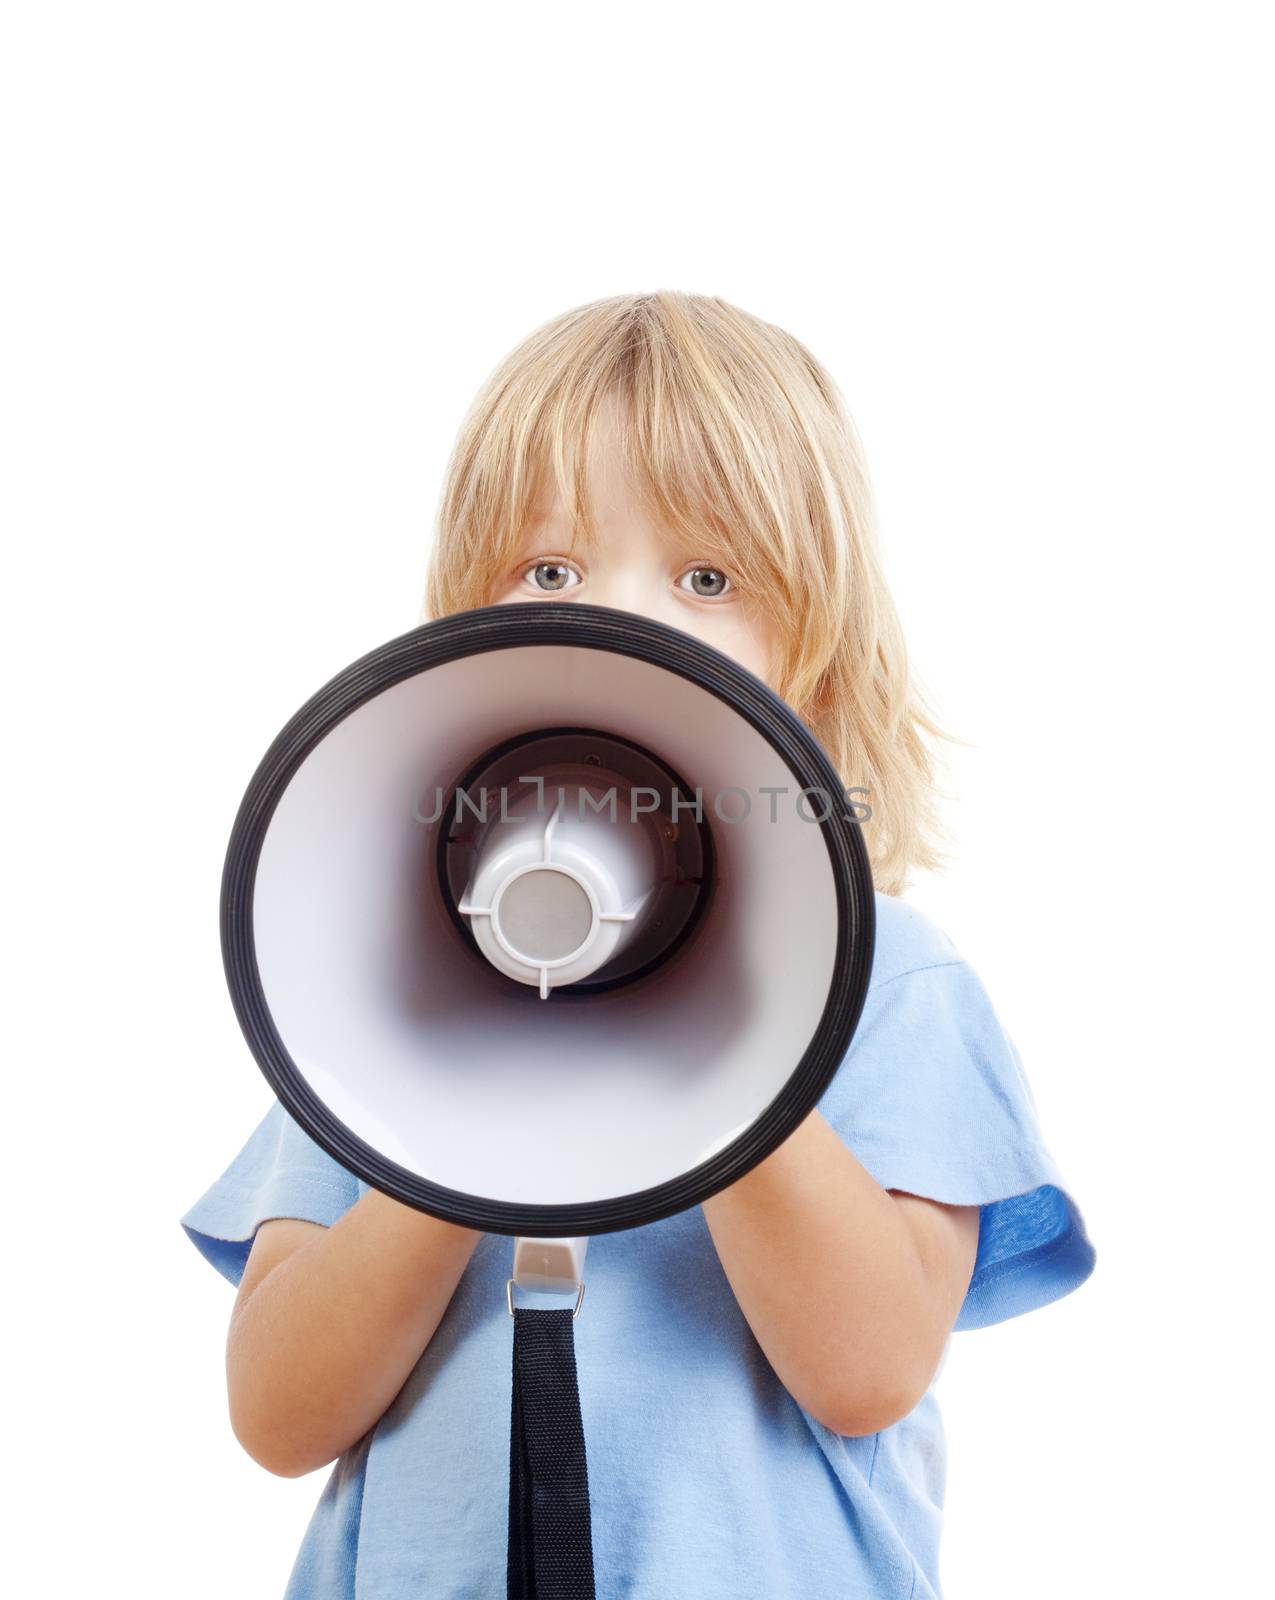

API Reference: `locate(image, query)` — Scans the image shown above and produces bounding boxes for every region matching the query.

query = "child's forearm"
[700,1108,978,1436]
[226,1189,483,1477]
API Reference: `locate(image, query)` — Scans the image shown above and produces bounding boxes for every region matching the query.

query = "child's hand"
[227,1194,482,1476]
[701,1109,978,1435]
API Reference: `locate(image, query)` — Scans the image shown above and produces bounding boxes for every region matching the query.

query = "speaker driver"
[437,727,715,997]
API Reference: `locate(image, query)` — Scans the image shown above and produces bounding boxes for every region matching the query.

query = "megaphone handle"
[507,1237,596,1599]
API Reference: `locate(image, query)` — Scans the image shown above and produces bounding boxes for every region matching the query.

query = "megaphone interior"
[220,601,875,1239]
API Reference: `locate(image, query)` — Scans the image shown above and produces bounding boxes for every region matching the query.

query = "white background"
[4,3,1270,1596]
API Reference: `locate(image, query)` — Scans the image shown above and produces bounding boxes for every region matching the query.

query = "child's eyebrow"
[516,508,598,553]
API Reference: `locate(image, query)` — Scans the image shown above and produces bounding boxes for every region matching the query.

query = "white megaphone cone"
[221,599,874,1235]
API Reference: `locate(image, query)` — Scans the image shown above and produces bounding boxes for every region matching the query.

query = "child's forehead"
[516,493,588,545]
[515,494,707,556]
[518,465,686,550]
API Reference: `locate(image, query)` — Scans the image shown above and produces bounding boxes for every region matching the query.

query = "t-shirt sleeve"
[817,957,1096,1331]
[180,1097,365,1290]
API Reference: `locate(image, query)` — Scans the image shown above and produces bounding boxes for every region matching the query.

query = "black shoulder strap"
[508,1306,597,1599]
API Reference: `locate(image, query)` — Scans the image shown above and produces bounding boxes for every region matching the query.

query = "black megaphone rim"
[220,601,876,1237]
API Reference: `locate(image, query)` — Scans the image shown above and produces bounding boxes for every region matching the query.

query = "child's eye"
[676,566,733,599]
[520,559,582,594]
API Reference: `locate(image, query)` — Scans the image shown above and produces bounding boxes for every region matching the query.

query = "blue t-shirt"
[181,891,1095,1599]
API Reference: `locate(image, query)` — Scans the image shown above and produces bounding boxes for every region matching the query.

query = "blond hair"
[419,290,954,895]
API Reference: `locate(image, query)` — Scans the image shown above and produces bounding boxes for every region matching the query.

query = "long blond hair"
[419,290,954,895]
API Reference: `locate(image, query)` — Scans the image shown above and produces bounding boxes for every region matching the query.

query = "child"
[182,290,1095,1599]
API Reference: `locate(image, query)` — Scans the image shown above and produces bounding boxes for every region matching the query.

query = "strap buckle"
[507,1277,586,1318]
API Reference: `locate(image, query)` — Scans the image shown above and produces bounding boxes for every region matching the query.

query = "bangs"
[518,388,748,582]
[460,293,818,617]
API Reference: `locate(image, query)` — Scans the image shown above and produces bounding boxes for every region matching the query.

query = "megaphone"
[219,599,875,1595]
